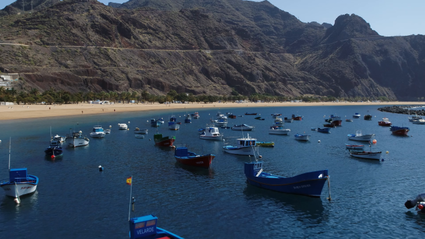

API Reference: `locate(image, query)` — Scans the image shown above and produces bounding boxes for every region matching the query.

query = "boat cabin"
[9,168,30,182]
[238,137,257,147]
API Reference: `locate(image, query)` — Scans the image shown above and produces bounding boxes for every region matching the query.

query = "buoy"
[419,204,424,210]
[128,121,130,124]
[109,125,112,128]
[386,151,389,154]
[98,165,104,171]
[372,139,377,144]
[318,140,321,143]
[259,155,262,158]
[51,155,55,159]
[0,140,2,143]
[14,197,20,204]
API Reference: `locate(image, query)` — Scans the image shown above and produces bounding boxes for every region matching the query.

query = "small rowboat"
[256,141,274,147]
[345,144,364,150]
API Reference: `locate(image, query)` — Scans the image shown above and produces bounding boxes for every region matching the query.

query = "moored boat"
[174,147,215,168]
[292,114,303,121]
[412,118,425,124]
[317,128,331,133]
[184,114,192,123]
[405,193,425,214]
[192,112,200,119]
[325,114,342,126]
[223,134,258,156]
[346,119,353,122]
[231,124,255,131]
[256,141,274,147]
[90,125,106,138]
[284,117,293,123]
[269,125,291,135]
[129,214,183,239]
[350,151,382,161]
[44,138,63,157]
[390,126,409,136]
[364,114,373,120]
[154,133,175,147]
[244,161,329,198]
[408,114,422,122]
[199,126,223,141]
[53,134,65,144]
[245,112,258,115]
[347,130,374,142]
[0,140,39,202]
[118,123,128,130]
[67,130,89,148]
[353,113,361,118]
[378,118,392,126]
[150,118,160,127]
[134,127,148,134]
[294,134,310,141]
[345,144,364,150]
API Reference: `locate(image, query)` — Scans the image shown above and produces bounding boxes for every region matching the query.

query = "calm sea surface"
[1,105,425,238]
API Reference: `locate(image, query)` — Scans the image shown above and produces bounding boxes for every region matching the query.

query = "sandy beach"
[0,101,423,121]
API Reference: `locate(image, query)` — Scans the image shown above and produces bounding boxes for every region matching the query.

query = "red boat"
[228,114,237,119]
[292,114,303,121]
[154,133,176,147]
[325,114,342,126]
[174,147,215,168]
[378,117,392,126]
[390,126,409,136]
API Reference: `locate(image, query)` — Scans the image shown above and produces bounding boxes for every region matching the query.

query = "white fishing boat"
[269,125,291,135]
[0,140,39,203]
[214,118,228,127]
[118,123,128,130]
[408,114,423,122]
[200,126,223,141]
[134,127,148,134]
[347,130,374,142]
[223,134,258,156]
[90,125,106,138]
[412,118,425,124]
[231,124,255,131]
[350,151,382,161]
[52,134,65,144]
[67,130,89,148]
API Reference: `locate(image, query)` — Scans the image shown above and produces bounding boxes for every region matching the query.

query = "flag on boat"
[126,177,132,185]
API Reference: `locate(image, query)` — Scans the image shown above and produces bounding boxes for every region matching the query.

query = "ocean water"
[1,104,425,238]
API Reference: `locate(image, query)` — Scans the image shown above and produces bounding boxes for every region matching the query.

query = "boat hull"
[0,175,38,197]
[350,151,382,161]
[347,135,374,142]
[223,145,255,156]
[244,162,328,197]
[155,138,175,147]
[199,135,223,141]
[44,147,63,156]
[269,129,290,135]
[175,155,215,168]
[69,138,89,148]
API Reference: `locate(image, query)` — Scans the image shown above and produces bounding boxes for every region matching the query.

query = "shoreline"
[1,101,424,121]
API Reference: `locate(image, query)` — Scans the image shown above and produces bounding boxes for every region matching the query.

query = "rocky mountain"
[0,0,424,100]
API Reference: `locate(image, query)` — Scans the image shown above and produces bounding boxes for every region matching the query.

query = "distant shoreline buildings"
[0,73,19,89]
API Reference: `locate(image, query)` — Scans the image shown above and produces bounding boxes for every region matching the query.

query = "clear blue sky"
[0,0,423,36]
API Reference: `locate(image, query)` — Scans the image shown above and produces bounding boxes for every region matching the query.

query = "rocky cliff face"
[0,0,424,100]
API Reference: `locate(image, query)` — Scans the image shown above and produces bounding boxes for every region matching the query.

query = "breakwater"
[377,105,425,115]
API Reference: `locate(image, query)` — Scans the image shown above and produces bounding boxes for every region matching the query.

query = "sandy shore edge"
[0,101,423,121]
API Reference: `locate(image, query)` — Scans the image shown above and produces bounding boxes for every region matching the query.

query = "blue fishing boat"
[0,140,39,203]
[244,161,329,198]
[150,118,160,127]
[317,128,331,133]
[184,114,192,123]
[129,215,183,239]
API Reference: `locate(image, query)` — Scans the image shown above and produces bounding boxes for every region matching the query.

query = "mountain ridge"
[0,0,423,100]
